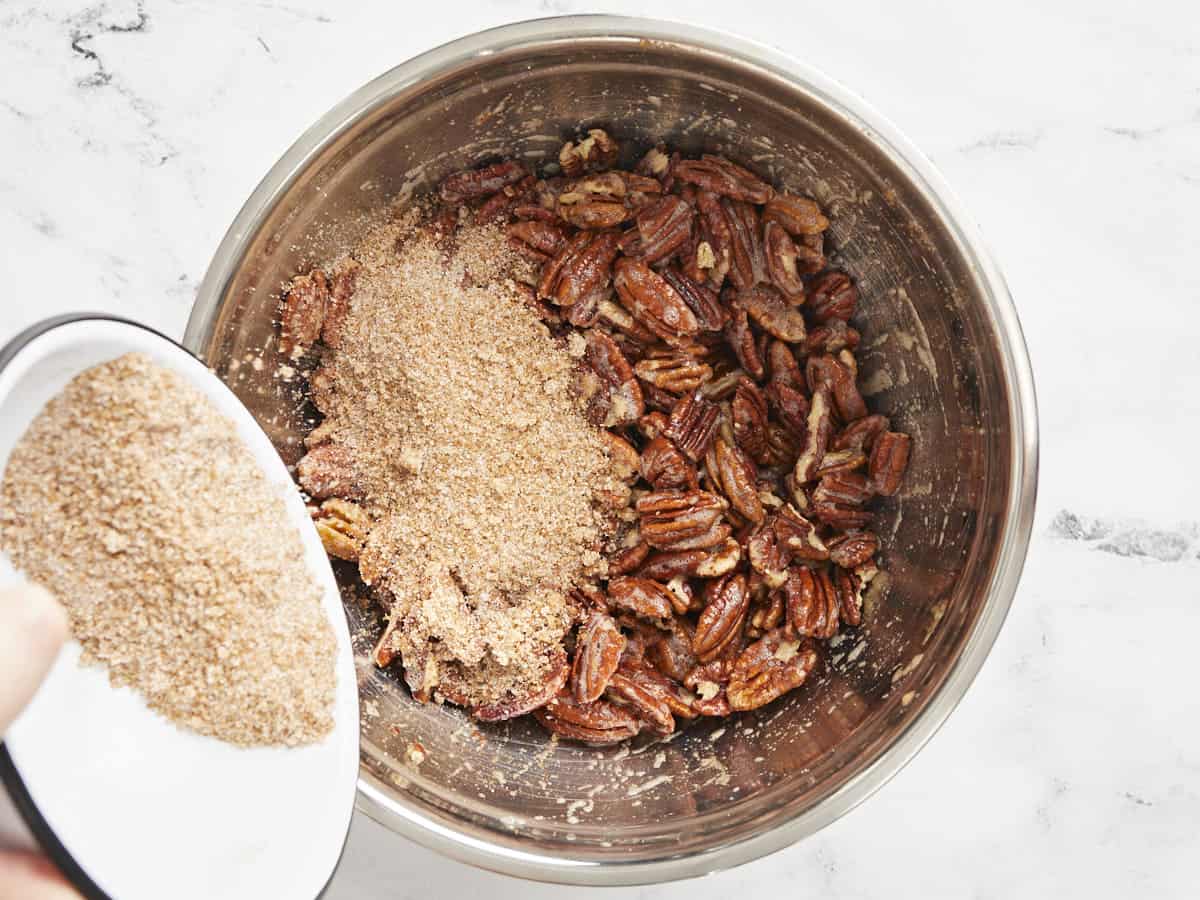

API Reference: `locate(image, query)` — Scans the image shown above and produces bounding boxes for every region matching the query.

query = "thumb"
[0,586,68,734]
[0,851,79,899]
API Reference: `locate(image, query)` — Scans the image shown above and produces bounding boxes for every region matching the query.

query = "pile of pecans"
[282,129,911,745]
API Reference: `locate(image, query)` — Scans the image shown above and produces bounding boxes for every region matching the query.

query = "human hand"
[0,585,79,899]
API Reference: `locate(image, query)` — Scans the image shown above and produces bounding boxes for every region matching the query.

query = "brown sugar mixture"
[0,354,336,747]
[294,223,619,713]
[282,129,912,743]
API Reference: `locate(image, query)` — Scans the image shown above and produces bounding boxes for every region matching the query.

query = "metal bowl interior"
[184,17,1036,886]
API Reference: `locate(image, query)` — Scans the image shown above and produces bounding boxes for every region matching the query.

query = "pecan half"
[571,584,609,615]
[693,691,733,717]
[664,575,696,615]
[763,220,805,302]
[827,531,879,569]
[811,501,873,529]
[766,339,804,390]
[638,379,676,413]
[762,193,829,235]
[726,629,819,711]
[802,321,860,356]
[540,230,621,326]
[747,520,790,588]
[693,573,750,662]
[793,384,834,483]
[723,303,765,380]
[663,390,721,461]
[869,431,912,496]
[807,353,867,423]
[529,176,566,210]
[833,414,891,452]
[685,653,737,692]
[637,537,740,580]
[706,436,765,524]
[695,537,742,577]
[609,540,650,575]
[581,329,645,427]
[773,505,829,561]
[764,422,801,469]
[309,367,338,415]
[297,444,362,501]
[515,282,562,325]
[661,267,729,331]
[557,171,662,228]
[796,231,826,274]
[635,144,672,180]
[637,548,708,580]
[808,271,858,323]
[604,670,675,733]
[633,196,693,263]
[646,626,699,682]
[833,568,864,627]
[724,199,767,290]
[635,349,713,395]
[280,269,328,359]
[647,669,698,722]
[733,284,807,343]
[785,567,840,639]
[439,159,529,204]
[473,651,570,722]
[311,498,370,561]
[508,220,569,261]
[556,199,627,230]
[636,490,730,551]
[476,174,536,225]
[671,208,704,280]
[601,431,641,483]
[814,470,874,507]
[372,613,404,669]
[613,659,696,723]
[596,297,658,344]
[748,589,786,638]
[571,613,627,702]
[322,258,360,349]
[732,377,770,464]
[697,367,745,401]
[815,448,868,478]
[559,128,619,176]
[613,258,701,346]
[637,410,670,441]
[533,693,641,744]
[766,381,809,436]
[606,577,677,625]
[303,417,336,450]
[694,189,733,288]
[538,230,586,296]
[639,435,699,491]
[513,203,558,223]
[674,155,774,204]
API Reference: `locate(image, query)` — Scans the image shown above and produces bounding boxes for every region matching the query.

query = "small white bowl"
[0,316,359,900]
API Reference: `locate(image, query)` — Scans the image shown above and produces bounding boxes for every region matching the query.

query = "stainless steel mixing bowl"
[183,16,1037,885]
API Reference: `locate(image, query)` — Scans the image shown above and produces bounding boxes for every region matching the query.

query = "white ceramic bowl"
[0,316,360,900]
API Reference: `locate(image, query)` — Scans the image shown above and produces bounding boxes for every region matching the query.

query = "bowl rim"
[184,14,1039,886]
[0,314,357,900]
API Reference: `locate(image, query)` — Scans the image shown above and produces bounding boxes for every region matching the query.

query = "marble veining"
[1,1,1195,897]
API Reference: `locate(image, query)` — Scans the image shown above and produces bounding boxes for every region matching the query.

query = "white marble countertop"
[2,1,1196,897]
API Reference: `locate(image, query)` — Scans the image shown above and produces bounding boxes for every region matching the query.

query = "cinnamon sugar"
[0,354,336,747]
[312,219,618,708]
